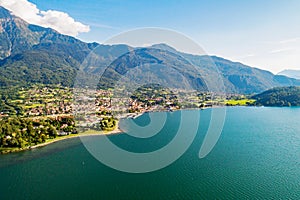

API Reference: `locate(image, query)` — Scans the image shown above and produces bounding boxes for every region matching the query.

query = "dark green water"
[0,107,300,199]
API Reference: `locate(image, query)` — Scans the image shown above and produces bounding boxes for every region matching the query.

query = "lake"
[0,107,300,199]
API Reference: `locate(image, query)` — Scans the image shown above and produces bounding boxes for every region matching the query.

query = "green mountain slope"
[97,47,208,91]
[0,6,300,93]
[0,6,98,86]
[150,44,300,93]
[253,86,300,106]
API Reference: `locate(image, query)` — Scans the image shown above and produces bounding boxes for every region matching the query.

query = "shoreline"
[0,127,123,155]
[0,106,225,155]
[31,128,123,149]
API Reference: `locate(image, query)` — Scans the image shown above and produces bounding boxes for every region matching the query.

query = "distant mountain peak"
[150,43,179,54]
[277,69,300,80]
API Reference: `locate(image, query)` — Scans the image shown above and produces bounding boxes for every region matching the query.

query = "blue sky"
[7,0,300,73]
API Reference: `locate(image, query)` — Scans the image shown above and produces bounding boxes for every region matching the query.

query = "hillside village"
[1,84,255,121]
[0,83,255,151]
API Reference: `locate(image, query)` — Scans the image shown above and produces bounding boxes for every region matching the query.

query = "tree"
[48,125,57,138]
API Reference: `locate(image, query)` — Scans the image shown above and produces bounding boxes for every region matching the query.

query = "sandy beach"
[0,127,123,154]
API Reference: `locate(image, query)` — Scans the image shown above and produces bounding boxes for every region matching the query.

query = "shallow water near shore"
[0,107,300,199]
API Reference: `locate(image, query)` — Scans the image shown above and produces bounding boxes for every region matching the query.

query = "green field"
[224,99,256,106]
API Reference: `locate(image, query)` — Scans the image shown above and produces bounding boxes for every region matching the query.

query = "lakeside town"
[0,84,255,153]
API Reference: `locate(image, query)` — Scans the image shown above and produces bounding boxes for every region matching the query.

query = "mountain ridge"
[0,6,299,93]
[277,69,300,80]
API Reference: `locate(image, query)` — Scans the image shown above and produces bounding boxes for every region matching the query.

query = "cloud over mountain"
[0,0,90,36]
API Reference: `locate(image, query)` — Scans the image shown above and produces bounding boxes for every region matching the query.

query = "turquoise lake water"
[0,107,299,199]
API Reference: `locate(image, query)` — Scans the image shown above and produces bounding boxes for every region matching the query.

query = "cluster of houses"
[25,101,72,116]
[127,98,179,113]
[16,86,74,117]
[95,94,112,113]
[2,86,252,131]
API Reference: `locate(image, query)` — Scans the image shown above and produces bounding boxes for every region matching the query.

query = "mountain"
[96,44,300,94]
[0,6,300,93]
[97,47,208,91]
[208,56,300,93]
[277,69,300,80]
[151,48,300,93]
[0,6,131,87]
[253,86,300,106]
[146,44,300,93]
[0,6,96,86]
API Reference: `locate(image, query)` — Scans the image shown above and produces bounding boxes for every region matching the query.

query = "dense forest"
[253,86,300,107]
[0,116,76,149]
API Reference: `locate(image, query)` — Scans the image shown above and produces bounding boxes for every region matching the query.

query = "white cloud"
[270,48,293,54]
[279,37,300,44]
[0,0,90,37]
